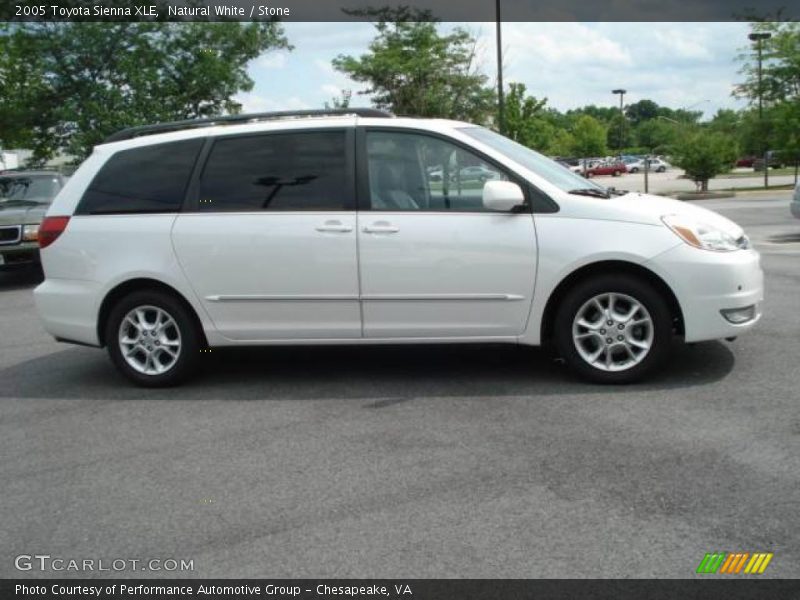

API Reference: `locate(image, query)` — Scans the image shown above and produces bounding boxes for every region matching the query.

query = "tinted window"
[198,131,348,212]
[77,139,203,215]
[366,131,508,212]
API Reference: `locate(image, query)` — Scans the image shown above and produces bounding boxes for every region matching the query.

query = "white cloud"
[245,22,750,120]
[321,84,344,98]
[256,52,289,70]
[472,22,748,117]
[233,92,311,113]
[503,22,633,67]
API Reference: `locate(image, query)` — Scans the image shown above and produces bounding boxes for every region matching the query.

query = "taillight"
[38,216,70,249]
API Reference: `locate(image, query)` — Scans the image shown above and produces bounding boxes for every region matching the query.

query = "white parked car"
[34,109,763,386]
[626,157,670,173]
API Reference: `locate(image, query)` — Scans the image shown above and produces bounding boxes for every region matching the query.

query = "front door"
[357,129,537,339]
[172,128,361,341]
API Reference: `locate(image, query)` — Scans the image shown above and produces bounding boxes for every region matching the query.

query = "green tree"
[570,115,608,157]
[607,113,633,151]
[503,82,551,151]
[625,99,660,125]
[771,101,800,177]
[635,119,678,154]
[736,21,800,104]
[324,89,352,110]
[707,108,741,136]
[0,22,289,162]
[672,131,738,191]
[332,8,494,123]
[566,105,617,124]
[547,129,576,157]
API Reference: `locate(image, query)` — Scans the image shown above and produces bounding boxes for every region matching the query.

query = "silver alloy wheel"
[571,292,654,372]
[118,305,182,376]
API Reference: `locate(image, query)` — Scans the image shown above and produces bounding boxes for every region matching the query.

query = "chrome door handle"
[316,221,353,233]
[362,224,399,234]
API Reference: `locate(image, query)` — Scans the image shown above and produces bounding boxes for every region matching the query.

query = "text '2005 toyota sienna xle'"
[33,109,763,386]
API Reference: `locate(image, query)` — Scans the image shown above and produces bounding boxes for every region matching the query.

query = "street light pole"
[612,89,626,153]
[749,32,772,189]
[496,0,504,135]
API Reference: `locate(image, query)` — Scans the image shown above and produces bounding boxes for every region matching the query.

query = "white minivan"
[34,109,763,386]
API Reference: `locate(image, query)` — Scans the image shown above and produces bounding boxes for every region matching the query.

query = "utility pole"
[612,89,626,154]
[496,0,504,134]
[749,32,772,189]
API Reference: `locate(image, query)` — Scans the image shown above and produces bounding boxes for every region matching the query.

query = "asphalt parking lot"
[2,192,799,579]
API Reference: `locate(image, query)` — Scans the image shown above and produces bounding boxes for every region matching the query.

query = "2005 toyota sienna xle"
[33,109,763,387]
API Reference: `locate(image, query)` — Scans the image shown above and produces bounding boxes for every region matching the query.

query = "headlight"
[661,215,745,252]
[22,224,39,242]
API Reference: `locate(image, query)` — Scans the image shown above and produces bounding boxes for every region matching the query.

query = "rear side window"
[198,131,348,211]
[76,139,203,215]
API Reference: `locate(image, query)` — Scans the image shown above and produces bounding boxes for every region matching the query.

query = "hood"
[0,201,48,225]
[597,192,744,238]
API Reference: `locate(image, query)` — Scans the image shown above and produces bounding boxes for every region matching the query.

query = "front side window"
[366,130,509,212]
[77,139,203,215]
[459,126,608,194]
[198,131,348,212]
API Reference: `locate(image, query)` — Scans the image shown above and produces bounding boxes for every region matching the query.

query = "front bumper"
[0,242,40,269]
[646,244,764,343]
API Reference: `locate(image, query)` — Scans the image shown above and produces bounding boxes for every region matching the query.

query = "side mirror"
[482,180,525,212]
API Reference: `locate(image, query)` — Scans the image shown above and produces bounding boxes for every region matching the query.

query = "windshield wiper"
[568,187,610,199]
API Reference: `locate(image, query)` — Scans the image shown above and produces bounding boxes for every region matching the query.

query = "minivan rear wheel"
[106,290,200,387]
[553,274,672,383]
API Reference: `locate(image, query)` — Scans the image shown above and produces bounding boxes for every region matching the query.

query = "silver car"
[792,182,800,219]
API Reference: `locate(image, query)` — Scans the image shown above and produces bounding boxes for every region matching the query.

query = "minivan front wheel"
[106,290,200,386]
[554,275,672,383]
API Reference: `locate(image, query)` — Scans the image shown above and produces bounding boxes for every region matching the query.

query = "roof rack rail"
[103,108,394,143]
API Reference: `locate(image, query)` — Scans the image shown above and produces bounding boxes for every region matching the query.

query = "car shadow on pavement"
[1,340,735,401]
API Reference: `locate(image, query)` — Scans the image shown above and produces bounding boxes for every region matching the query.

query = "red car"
[736,156,757,168]
[583,161,626,178]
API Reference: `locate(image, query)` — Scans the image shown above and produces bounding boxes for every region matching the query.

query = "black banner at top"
[3,0,800,22]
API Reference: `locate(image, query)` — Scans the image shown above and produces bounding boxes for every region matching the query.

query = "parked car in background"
[625,157,670,173]
[456,165,502,183]
[753,151,785,171]
[0,171,68,270]
[736,156,757,168]
[570,158,601,174]
[792,181,800,219]
[584,160,626,177]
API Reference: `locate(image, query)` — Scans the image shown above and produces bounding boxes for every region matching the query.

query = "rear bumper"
[647,245,764,343]
[34,278,103,346]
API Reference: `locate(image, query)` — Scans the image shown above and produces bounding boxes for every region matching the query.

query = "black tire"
[553,274,673,384]
[105,289,201,387]
[630,167,639,173]
[657,167,666,173]
[613,170,621,177]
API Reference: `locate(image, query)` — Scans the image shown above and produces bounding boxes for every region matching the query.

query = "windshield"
[0,175,61,203]
[459,127,607,193]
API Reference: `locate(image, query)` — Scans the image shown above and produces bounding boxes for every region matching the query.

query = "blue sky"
[236,22,754,119]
